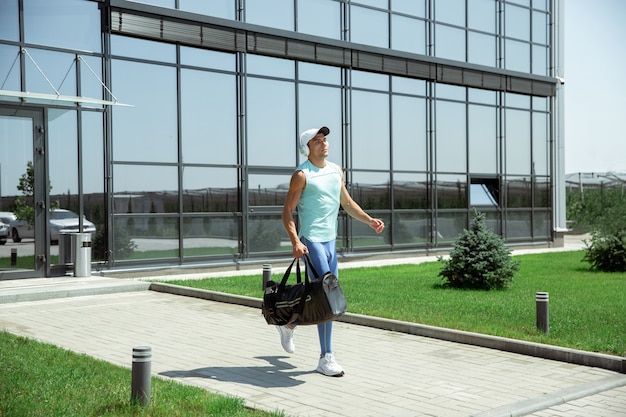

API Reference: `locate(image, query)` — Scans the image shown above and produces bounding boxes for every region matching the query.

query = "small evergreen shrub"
[582,230,626,272]
[438,209,520,290]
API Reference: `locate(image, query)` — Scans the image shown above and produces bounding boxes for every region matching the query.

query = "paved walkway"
[1,235,625,416]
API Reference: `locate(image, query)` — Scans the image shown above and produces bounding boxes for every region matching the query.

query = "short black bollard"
[10,248,17,266]
[262,264,271,290]
[536,292,549,334]
[131,346,151,407]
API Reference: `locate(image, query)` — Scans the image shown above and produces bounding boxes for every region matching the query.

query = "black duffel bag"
[261,255,347,326]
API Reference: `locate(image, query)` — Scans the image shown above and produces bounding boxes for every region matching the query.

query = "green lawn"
[164,250,626,357]
[0,331,286,417]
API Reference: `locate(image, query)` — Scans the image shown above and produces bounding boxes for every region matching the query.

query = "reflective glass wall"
[0,0,556,273]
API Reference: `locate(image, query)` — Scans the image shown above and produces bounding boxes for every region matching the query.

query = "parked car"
[10,209,96,245]
[0,220,8,245]
[0,212,16,246]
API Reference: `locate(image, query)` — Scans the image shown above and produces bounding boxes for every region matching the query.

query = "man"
[280,126,385,377]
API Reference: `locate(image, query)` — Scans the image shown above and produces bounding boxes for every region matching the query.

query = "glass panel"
[247,78,296,167]
[435,211,467,242]
[506,93,531,109]
[505,109,531,175]
[298,62,342,84]
[247,55,294,78]
[298,84,343,165]
[353,0,388,7]
[0,45,21,92]
[392,95,427,171]
[392,15,426,55]
[533,0,548,12]
[532,112,548,176]
[183,167,239,212]
[248,174,290,207]
[181,69,237,165]
[351,70,389,91]
[179,0,236,20]
[114,215,179,261]
[127,0,174,7]
[392,77,426,95]
[483,210,501,234]
[506,210,531,239]
[534,177,550,208]
[82,111,106,262]
[0,114,35,270]
[351,171,390,211]
[436,100,466,173]
[470,184,497,206]
[532,10,548,44]
[393,173,428,209]
[436,174,467,209]
[506,177,532,208]
[435,24,466,62]
[180,47,236,72]
[182,215,239,257]
[48,108,78,246]
[24,0,101,52]
[351,90,390,170]
[351,213,390,249]
[111,61,178,163]
[468,88,496,105]
[436,84,465,101]
[79,55,104,106]
[533,210,550,238]
[246,0,294,31]
[25,49,77,97]
[468,32,496,67]
[0,0,19,41]
[112,165,179,213]
[532,96,548,112]
[469,104,497,173]
[505,39,530,73]
[391,212,430,244]
[505,3,530,41]
[532,44,548,76]
[248,214,289,254]
[435,0,465,26]
[297,0,341,40]
[468,0,496,33]
[391,0,426,17]
[351,5,389,48]
[111,35,176,63]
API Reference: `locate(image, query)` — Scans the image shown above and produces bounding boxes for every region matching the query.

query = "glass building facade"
[0,0,565,279]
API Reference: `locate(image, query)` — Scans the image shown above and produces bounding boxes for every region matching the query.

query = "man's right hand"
[292,241,309,258]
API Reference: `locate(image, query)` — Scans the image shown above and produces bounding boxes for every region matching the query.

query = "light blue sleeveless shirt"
[296,160,342,242]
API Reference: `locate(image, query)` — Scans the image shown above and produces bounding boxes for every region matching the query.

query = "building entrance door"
[0,106,46,280]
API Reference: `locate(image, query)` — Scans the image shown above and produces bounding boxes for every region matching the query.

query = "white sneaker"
[276,325,295,353]
[316,353,344,377]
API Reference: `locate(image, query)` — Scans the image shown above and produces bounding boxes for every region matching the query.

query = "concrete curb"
[470,374,626,417]
[0,280,151,304]
[149,282,626,374]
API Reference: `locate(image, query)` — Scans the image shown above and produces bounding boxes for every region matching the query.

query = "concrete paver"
[1,234,625,416]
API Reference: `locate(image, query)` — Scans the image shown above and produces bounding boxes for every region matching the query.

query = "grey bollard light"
[131,346,151,407]
[536,292,549,334]
[10,248,17,266]
[262,264,272,290]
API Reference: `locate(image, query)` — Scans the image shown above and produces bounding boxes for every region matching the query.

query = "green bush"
[582,230,626,272]
[438,209,520,290]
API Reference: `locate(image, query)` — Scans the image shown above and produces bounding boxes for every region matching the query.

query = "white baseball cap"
[299,126,330,156]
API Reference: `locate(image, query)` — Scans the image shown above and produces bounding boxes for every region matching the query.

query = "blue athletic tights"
[301,237,338,357]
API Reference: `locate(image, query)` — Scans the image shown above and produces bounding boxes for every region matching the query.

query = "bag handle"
[302,253,322,280]
[278,257,311,290]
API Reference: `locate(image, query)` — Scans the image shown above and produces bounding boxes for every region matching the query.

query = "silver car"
[10,209,97,245]
[0,220,8,245]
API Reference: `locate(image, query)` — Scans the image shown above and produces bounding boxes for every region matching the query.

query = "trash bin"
[72,232,92,277]
[58,232,73,266]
